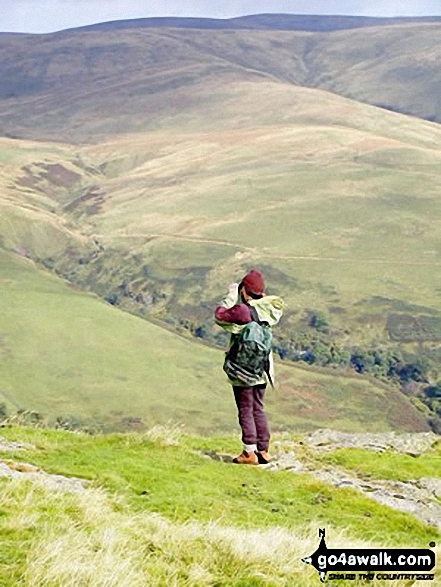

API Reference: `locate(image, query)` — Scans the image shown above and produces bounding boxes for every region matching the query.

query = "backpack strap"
[266,368,274,389]
[248,305,261,324]
[248,305,274,388]
[249,305,270,328]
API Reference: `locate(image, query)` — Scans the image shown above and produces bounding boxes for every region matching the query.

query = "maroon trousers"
[233,384,270,452]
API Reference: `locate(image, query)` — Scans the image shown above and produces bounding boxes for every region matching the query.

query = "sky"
[2,0,441,34]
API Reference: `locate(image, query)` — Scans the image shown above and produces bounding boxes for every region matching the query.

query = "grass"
[0,425,438,545]
[3,23,441,138]
[3,79,441,333]
[0,425,439,586]
[0,249,233,431]
[2,53,441,434]
[0,248,427,433]
[1,477,426,587]
[1,27,441,585]
[0,138,65,165]
[313,447,441,483]
[74,105,441,346]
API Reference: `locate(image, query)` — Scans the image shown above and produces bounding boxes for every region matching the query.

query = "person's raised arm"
[214,282,252,329]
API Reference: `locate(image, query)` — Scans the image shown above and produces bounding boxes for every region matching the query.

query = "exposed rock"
[201,450,233,463]
[419,478,441,500]
[268,431,441,531]
[0,460,89,493]
[304,429,438,456]
[261,451,305,473]
[5,460,39,473]
[310,467,441,530]
[0,437,36,452]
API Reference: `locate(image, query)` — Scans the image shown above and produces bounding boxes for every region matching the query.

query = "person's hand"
[228,282,239,297]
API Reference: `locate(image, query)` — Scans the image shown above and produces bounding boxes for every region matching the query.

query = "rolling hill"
[71,13,441,33]
[1,81,441,430]
[1,247,426,433]
[1,19,441,144]
[3,79,441,340]
[2,18,441,587]
[1,15,441,431]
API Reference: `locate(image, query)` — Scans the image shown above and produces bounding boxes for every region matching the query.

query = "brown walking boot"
[256,451,271,465]
[233,450,259,465]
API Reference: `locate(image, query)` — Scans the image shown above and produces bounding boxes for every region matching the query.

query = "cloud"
[1,0,441,33]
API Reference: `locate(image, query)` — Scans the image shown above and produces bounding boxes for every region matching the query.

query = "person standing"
[215,270,284,465]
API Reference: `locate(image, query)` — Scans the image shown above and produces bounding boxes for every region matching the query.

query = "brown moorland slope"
[0,23,441,142]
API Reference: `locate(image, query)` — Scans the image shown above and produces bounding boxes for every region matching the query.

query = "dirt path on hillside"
[99,232,441,267]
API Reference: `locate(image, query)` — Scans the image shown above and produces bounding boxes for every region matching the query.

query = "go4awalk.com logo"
[302,529,436,582]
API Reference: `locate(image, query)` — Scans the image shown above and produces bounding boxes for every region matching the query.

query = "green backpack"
[223,308,273,387]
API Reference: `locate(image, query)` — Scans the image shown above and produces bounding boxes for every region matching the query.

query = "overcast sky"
[2,0,441,34]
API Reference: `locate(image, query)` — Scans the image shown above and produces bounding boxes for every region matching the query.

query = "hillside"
[1,79,441,428]
[3,79,441,330]
[0,425,439,585]
[1,16,441,432]
[1,17,441,584]
[0,247,427,433]
[1,21,441,142]
[72,13,441,33]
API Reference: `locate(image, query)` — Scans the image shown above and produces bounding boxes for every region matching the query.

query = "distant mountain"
[0,20,441,142]
[0,32,28,37]
[67,13,441,34]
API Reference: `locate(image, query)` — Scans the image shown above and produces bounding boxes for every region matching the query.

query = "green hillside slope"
[50,84,441,354]
[304,23,441,122]
[0,426,439,585]
[0,249,428,433]
[1,84,441,429]
[2,26,441,431]
[0,137,94,259]
[0,248,232,432]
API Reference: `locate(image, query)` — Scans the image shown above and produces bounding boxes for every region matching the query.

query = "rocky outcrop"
[203,430,441,531]
[267,431,441,531]
[419,477,441,500]
[0,435,89,493]
[0,437,36,452]
[0,460,89,493]
[303,429,439,457]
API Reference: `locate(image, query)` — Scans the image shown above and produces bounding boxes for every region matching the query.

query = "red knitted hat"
[242,270,265,295]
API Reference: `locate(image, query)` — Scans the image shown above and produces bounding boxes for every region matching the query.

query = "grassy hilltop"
[0,425,439,586]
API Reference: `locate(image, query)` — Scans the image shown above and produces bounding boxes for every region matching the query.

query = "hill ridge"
[1,20,441,141]
[56,13,441,35]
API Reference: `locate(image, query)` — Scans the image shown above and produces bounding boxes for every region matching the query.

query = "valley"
[1,16,441,431]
